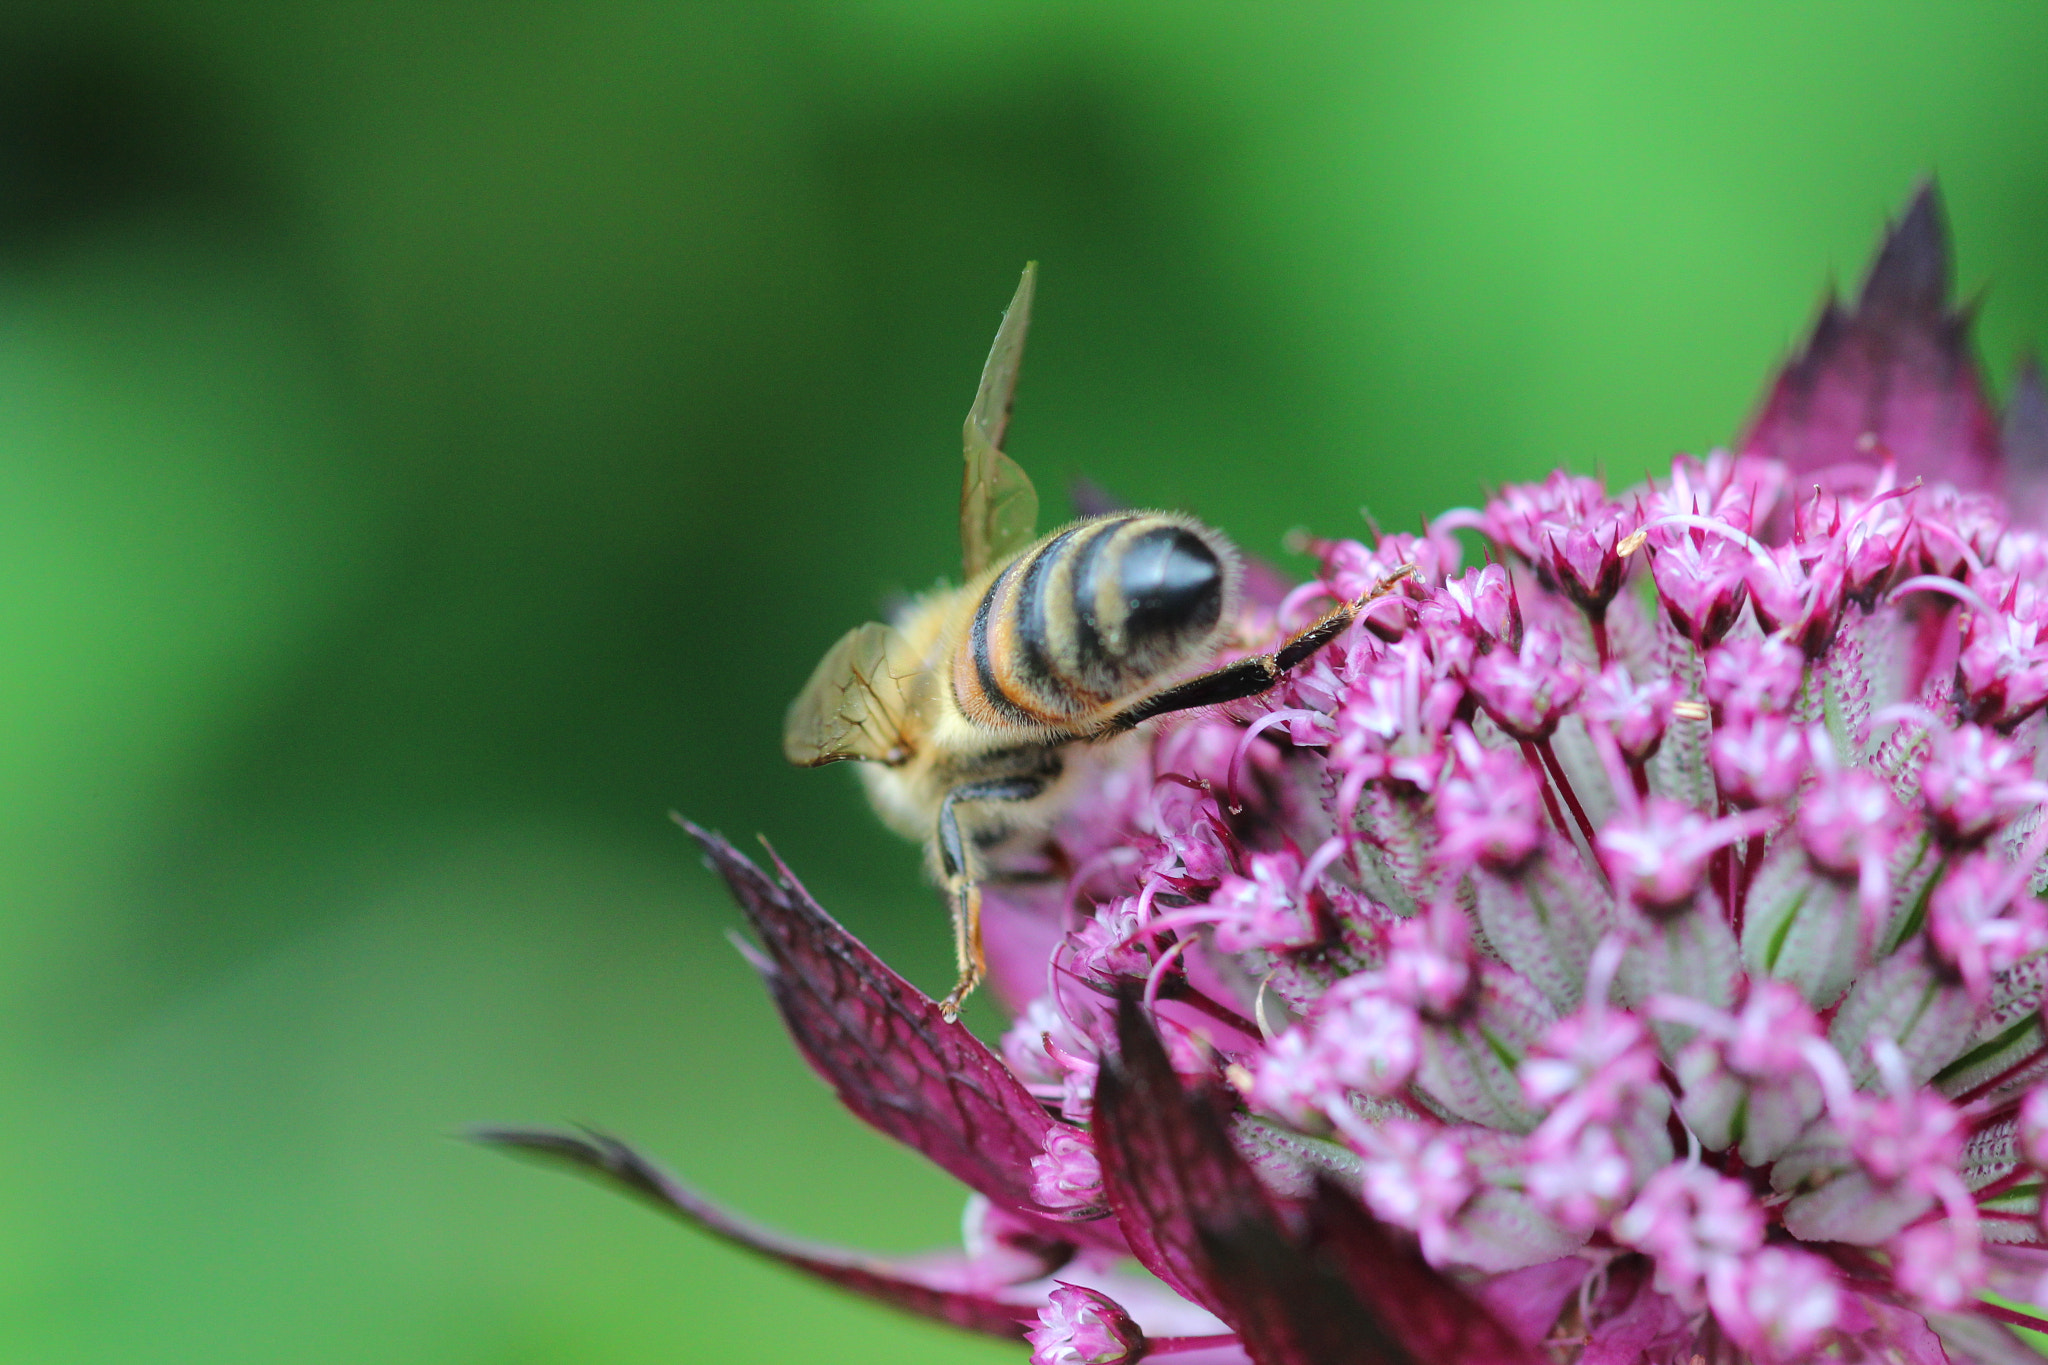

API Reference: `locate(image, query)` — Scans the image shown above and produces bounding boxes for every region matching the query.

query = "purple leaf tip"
[677,819,1108,1234]
[1742,180,2001,495]
[472,1125,1040,1339]
[1859,180,1949,320]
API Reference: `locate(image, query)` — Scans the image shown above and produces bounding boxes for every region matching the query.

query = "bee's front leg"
[934,775,1049,1021]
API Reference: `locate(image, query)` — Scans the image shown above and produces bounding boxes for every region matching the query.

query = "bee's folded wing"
[960,264,1040,579]
[783,620,921,766]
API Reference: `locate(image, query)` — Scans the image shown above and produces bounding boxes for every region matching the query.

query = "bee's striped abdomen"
[953,513,1231,731]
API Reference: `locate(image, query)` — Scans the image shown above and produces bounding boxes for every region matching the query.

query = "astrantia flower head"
[487,185,2048,1365]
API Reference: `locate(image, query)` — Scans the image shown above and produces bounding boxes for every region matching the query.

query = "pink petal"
[1838,1295,1953,1365]
[475,1127,1036,1339]
[1579,1267,1693,1365]
[1473,1257,1591,1348]
[1741,182,2001,496]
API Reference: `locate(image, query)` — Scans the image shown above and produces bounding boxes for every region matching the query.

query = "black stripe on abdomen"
[967,558,1049,727]
[1012,526,1079,685]
[1065,517,1127,691]
[1013,522,1114,714]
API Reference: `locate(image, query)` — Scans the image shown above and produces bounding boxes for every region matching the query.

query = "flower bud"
[1027,1284,1147,1365]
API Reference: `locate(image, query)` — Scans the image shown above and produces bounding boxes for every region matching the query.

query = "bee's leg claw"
[938,891,985,1022]
[938,971,978,1023]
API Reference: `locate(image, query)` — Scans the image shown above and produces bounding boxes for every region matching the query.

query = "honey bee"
[784,265,1411,1019]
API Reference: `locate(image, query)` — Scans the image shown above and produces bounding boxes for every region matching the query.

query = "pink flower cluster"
[488,186,2048,1365]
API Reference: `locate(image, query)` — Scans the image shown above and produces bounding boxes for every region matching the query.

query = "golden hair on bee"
[784,265,1411,1018]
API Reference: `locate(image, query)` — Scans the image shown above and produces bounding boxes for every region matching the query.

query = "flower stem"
[1151,1334,1243,1354]
[1964,1165,2038,1204]
[1950,1044,2048,1108]
[1588,608,1611,668]
[1520,739,1574,841]
[1978,1302,2048,1335]
[1157,976,1261,1040]
[1712,803,1736,930]
[1732,831,1766,934]
[1535,736,1599,848]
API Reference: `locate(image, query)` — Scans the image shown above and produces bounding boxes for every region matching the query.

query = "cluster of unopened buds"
[487,187,2048,1365]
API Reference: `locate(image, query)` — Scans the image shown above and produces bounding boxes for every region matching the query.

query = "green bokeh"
[1,4,2044,1361]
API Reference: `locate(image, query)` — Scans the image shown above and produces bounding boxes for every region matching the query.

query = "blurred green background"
[3,2,2047,1361]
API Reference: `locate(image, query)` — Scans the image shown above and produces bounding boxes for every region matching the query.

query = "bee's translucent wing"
[783,621,921,766]
[965,263,1037,462]
[960,264,1041,579]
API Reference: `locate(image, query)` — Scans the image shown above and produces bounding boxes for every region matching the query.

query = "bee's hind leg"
[1094,564,1417,736]
[934,775,1049,1021]
[940,878,985,1024]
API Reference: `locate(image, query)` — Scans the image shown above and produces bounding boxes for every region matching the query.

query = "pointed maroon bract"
[1299,1177,1543,1365]
[680,821,1102,1230]
[475,1127,1041,1339]
[1091,992,1280,1313]
[1195,1210,1421,1365]
[1742,183,2001,494]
